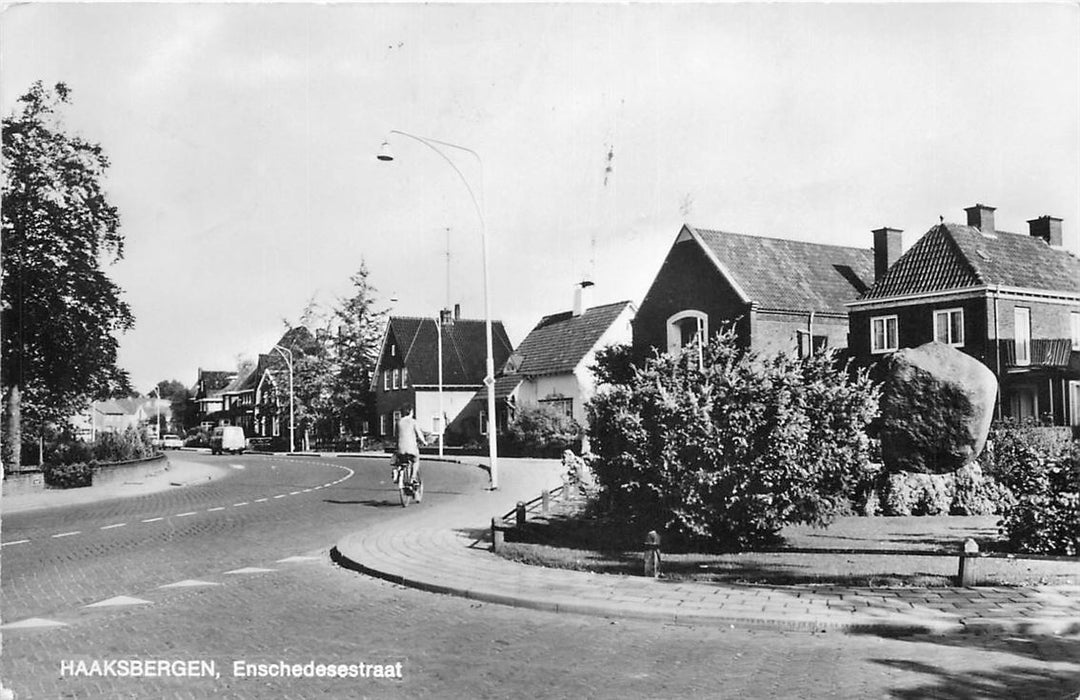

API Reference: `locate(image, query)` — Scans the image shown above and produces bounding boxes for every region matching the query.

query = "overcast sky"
[3,2,1078,394]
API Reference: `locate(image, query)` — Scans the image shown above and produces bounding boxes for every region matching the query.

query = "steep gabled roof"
[379,316,514,386]
[508,300,634,378]
[195,370,234,397]
[862,223,1080,299]
[687,225,874,314]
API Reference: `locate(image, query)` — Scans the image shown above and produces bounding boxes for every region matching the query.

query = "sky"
[3,2,1078,394]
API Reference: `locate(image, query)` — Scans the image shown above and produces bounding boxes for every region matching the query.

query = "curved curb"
[329,541,1046,637]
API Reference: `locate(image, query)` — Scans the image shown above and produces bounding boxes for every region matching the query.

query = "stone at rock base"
[879,341,998,475]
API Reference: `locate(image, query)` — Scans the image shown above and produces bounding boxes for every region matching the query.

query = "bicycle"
[391,454,423,507]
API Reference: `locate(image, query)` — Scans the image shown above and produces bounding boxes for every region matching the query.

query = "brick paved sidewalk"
[333,457,1080,638]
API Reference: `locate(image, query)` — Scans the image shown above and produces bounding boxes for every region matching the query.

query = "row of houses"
[189,201,1079,448]
[372,203,1080,443]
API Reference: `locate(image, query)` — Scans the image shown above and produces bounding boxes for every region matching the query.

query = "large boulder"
[878,342,997,475]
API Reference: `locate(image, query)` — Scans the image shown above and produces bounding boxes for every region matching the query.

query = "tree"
[2,82,134,471]
[154,379,195,433]
[329,262,386,437]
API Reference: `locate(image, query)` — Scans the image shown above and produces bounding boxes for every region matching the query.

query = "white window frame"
[379,414,388,436]
[870,315,899,354]
[479,409,488,435]
[666,310,708,355]
[401,367,409,388]
[1072,312,1080,351]
[383,371,389,391]
[933,308,965,347]
[1014,307,1031,366]
[392,368,400,390]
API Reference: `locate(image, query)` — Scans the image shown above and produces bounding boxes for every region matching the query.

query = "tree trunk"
[2,385,22,475]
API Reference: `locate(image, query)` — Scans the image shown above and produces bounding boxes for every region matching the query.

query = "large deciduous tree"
[2,82,134,471]
[330,262,385,437]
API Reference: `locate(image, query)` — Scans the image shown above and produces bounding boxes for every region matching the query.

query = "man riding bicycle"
[395,406,428,492]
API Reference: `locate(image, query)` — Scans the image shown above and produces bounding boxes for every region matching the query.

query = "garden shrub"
[93,425,154,463]
[998,442,1080,556]
[586,329,881,551]
[42,461,94,488]
[878,464,1011,517]
[504,406,582,458]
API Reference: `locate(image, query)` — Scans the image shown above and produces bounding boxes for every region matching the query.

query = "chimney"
[572,280,594,317]
[872,227,903,281]
[454,303,461,320]
[439,308,454,326]
[965,203,996,234]
[1027,215,1063,247]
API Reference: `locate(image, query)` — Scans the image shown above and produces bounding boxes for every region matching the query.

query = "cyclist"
[395,406,429,492]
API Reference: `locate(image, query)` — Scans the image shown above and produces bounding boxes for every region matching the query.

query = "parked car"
[161,433,184,450]
[210,426,246,455]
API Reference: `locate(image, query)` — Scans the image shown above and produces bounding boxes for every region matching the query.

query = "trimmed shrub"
[586,329,881,551]
[998,442,1080,556]
[42,461,94,489]
[877,464,1011,517]
[504,406,582,458]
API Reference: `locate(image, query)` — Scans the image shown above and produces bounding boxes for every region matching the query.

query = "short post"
[491,517,504,554]
[541,489,550,515]
[958,537,979,587]
[515,501,526,528]
[643,530,661,578]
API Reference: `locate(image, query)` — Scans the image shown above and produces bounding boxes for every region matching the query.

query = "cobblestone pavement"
[3,454,1078,699]
[5,549,1080,699]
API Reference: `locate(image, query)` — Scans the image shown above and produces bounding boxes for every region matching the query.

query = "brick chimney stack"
[965,203,996,234]
[1027,216,1063,247]
[872,227,903,281]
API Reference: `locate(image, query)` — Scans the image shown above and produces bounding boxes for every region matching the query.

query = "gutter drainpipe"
[993,287,1003,421]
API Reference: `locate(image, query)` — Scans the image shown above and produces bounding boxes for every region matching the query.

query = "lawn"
[499,499,1080,587]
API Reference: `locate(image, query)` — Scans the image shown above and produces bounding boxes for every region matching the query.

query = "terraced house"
[848,204,1080,426]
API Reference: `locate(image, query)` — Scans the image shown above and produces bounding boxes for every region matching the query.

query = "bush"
[504,406,582,458]
[982,420,1071,494]
[93,425,154,462]
[998,442,1080,556]
[877,463,1012,517]
[586,328,881,551]
[42,461,94,489]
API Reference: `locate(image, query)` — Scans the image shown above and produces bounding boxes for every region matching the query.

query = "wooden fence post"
[515,501,526,528]
[491,517,504,554]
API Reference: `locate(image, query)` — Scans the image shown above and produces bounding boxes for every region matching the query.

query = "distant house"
[848,204,1080,426]
[633,224,875,360]
[476,283,634,440]
[192,369,236,429]
[71,397,171,441]
[372,306,514,442]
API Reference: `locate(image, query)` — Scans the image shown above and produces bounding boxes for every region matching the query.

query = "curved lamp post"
[377,130,499,489]
[273,344,295,453]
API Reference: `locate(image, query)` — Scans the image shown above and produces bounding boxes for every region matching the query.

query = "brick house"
[847,204,1080,426]
[192,369,235,429]
[372,307,514,443]
[633,224,875,360]
[467,284,634,443]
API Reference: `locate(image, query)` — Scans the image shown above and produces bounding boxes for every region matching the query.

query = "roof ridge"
[694,227,869,252]
[941,224,988,286]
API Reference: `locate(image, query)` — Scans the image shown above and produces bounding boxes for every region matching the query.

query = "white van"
[210,426,246,455]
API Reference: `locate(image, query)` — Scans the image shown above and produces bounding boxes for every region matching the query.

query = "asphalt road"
[2,453,1077,699]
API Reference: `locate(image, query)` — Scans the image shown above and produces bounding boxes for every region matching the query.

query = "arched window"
[666,310,708,355]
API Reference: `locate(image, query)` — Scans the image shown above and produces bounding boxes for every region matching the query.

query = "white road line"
[52,531,81,539]
[1,539,30,547]
[233,502,248,507]
[301,489,312,493]
[176,512,196,517]
[100,523,126,530]
[142,517,164,523]
[254,498,268,503]
[207,507,225,512]
[273,495,286,499]
[289,491,301,495]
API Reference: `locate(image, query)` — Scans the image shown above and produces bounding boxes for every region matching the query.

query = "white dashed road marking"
[100,523,126,530]
[233,502,248,507]
[1,540,30,547]
[142,517,164,523]
[273,495,286,499]
[85,595,152,608]
[230,464,245,470]
[255,498,268,503]
[224,567,275,575]
[52,531,80,539]
[158,579,221,589]
[176,512,197,517]
[1,618,68,629]
[207,507,225,512]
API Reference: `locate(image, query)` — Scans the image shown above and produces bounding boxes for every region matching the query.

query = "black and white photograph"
[2,2,1079,698]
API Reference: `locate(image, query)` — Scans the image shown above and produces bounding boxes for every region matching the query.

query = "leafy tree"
[154,379,195,432]
[2,81,133,471]
[329,262,386,437]
[590,343,636,387]
[504,405,582,458]
[587,329,881,551]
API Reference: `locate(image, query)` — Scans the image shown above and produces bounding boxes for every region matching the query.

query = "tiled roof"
[196,370,234,396]
[389,317,514,386]
[493,374,524,401]
[508,301,634,378]
[691,227,874,314]
[863,223,1080,299]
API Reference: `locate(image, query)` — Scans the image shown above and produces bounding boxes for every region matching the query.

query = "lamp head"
[376,141,394,162]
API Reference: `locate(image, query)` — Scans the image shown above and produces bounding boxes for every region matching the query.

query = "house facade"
[848,205,1080,426]
[633,224,875,360]
[372,308,514,443]
[474,285,635,440]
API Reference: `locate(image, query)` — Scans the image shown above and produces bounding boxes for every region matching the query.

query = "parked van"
[210,426,246,455]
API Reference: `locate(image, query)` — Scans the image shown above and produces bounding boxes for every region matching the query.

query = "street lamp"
[273,344,295,453]
[377,130,499,489]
